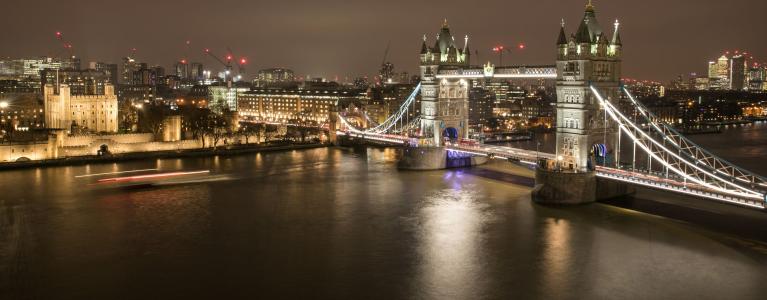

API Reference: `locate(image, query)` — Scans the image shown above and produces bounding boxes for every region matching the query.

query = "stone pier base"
[532,169,597,204]
[398,146,487,170]
[532,168,635,204]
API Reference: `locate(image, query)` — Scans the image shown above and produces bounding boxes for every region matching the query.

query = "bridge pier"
[398,146,487,170]
[532,168,634,204]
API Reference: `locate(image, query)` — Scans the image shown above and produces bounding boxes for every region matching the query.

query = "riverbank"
[0,142,328,170]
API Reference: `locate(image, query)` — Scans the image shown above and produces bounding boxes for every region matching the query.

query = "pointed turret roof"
[575,19,592,43]
[611,19,622,46]
[436,19,456,54]
[577,0,602,43]
[421,35,429,54]
[557,19,568,45]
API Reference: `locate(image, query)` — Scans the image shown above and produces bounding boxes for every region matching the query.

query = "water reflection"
[0,146,766,298]
[540,218,573,294]
[414,180,491,299]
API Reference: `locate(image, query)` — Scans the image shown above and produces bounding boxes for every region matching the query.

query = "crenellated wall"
[0,132,209,162]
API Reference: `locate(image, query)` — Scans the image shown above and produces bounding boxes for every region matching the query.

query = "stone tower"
[555,0,622,172]
[419,20,471,146]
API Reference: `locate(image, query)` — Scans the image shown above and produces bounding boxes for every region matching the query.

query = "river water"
[1,124,767,299]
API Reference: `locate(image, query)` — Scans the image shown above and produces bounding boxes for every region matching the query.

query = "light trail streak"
[75,169,159,178]
[96,170,211,183]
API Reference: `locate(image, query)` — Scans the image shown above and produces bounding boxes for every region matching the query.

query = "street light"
[0,101,8,109]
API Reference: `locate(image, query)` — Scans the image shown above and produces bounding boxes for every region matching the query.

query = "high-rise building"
[152,65,165,78]
[121,57,141,84]
[468,87,494,129]
[379,62,395,84]
[209,85,249,113]
[746,65,766,91]
[729,54,746,90]
[707,61,718,79]
[0,92,45,131]
[255,68,295,87]
[708,55,730,90]
[175,62,189,80]
[41,68,111,95]
[89,62,119,86]
[132,65,157,86]
[189,63,203,81]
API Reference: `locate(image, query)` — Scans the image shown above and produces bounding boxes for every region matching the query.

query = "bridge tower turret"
[555,0,622,172]
[419,20,471,146]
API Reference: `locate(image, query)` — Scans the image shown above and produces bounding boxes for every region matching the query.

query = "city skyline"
[1,0,765,81]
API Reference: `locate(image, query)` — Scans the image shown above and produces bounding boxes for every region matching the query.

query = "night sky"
[1,0,765,81]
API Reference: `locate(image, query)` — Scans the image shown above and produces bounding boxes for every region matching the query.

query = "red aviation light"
[518,43,526,50]
[226,54,233,61]
[180,59,187,64]
[239,57,247,65]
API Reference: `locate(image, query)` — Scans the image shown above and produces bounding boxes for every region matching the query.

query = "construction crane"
[203,47,247,86]
[203,48,234,87]
[53,31,74,59]
[377,41,392,85]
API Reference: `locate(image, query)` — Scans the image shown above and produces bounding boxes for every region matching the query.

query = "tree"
[239,122,265,144]
[263,124,280,142]
[202,114,229,150]
[290,126,319,143]
[118,100,139,132]
[181,106,212,148]
[138,104,168,138]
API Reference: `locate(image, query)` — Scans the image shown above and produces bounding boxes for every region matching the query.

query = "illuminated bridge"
[332,2,767,210]
[333,85,767,210]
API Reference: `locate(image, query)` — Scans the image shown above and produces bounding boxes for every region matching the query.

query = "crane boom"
[381,41,391,66]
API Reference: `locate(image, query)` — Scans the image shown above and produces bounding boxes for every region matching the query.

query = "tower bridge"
[332,1,767,210]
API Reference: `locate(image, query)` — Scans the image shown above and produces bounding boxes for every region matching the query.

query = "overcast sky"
[1,0,765,81]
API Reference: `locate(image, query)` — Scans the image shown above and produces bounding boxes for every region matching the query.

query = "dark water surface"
[2,125,767,299]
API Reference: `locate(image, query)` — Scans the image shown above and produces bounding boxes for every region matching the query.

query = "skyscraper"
[89,62,119,85]
[121,57,141,84]
[729,54,746,90]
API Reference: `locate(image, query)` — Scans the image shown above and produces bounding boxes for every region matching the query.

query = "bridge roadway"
[338,131,767,210]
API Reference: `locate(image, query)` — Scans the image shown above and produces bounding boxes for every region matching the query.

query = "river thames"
[1,123,767,299]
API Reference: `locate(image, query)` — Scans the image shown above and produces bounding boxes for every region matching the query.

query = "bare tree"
[138,104,168,139]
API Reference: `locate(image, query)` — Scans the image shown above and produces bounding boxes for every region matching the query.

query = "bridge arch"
[442,127,459,141]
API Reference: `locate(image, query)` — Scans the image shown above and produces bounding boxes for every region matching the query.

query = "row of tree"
[137,104,323,149]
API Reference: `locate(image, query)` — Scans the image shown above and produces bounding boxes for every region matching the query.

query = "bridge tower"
[534,1,630,204]
[419,20,471,146]
[555,0,622,172]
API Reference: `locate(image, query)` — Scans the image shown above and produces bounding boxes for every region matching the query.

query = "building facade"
[238,88,357,125]
[44,83,118,133]
[255,68,295,87]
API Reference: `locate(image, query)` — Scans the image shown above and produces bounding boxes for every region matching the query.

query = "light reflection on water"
[0,142,766,298]
[415,186,490,299]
